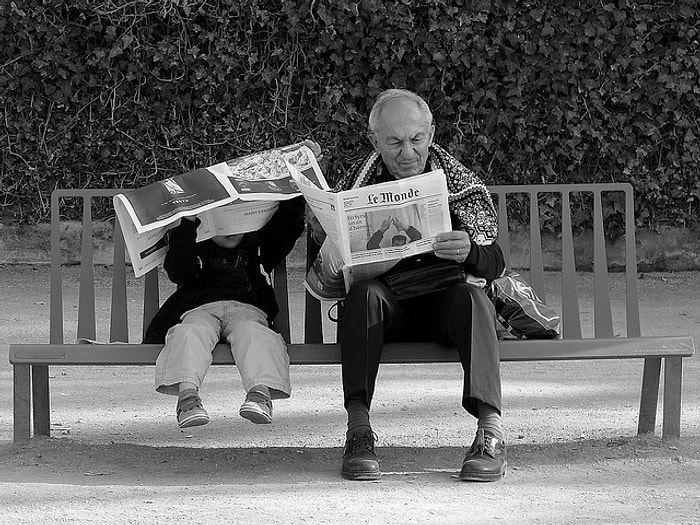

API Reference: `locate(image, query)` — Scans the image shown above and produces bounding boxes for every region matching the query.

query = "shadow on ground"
[1,434,693,487]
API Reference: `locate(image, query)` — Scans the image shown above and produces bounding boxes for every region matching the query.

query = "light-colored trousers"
[155,300,291,399]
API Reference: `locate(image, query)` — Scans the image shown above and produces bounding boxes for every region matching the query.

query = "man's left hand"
[433,231,471,263]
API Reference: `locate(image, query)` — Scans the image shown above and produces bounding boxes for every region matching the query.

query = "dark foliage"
[1,0,698,234]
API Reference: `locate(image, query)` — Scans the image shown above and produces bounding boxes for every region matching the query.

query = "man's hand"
[305,204,326,245]
[379,216,393,233]
[393,217,408,232]
[433,230,472,263]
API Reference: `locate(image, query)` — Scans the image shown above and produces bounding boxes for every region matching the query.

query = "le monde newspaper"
[114,145,453,301]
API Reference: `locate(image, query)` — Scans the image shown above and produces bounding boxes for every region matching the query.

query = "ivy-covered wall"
[1,0,698,232]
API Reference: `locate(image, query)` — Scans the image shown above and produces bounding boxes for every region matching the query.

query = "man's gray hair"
[368,89,433,134]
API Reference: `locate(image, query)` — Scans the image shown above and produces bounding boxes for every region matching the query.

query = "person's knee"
[447,284,477,309]
[167,321,217,346]
[444,284,496,326]
[227,320,284,348]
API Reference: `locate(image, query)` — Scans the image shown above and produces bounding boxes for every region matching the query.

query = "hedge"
[1,0,698,237]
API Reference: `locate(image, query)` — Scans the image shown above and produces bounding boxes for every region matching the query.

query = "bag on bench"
[488,270,560,339]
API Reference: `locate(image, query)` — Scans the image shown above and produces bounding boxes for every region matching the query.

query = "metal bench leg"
[14,365,31,442]
[662,357,683,440]
[31,365,51,437]
[638,357,661,435]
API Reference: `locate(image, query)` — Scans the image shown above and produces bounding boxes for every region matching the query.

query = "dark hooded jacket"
[143,197,305,344]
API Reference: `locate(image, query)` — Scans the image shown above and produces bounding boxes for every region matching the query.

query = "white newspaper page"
[294,182,343,248]
[115,199,280,277]
[113,167,238,234]
[283,144,330,190]
[114,197,171,277]
[300,169,453,299]
[196,201,279,242]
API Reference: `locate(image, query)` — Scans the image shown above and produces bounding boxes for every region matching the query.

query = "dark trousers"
[339,280,502,418]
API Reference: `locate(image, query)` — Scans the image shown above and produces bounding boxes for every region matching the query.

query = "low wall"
[1,222,699,272]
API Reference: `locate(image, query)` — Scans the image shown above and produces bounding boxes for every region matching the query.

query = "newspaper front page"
[114,143,321,277]
[293,169,453,300]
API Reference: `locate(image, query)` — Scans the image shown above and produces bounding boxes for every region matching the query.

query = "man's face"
[369,98,435,179]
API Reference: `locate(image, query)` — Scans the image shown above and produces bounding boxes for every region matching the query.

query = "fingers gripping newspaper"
[292,167,453,301]
[114,143,323,277]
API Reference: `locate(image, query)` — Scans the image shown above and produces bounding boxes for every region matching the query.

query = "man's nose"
[398,142,416,158]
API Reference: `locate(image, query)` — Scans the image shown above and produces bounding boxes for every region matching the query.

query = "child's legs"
[220,301,291,399]
[155,306,222,395]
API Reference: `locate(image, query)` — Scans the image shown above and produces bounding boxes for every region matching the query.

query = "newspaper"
[114,143,322,277]
[293,169,453,301]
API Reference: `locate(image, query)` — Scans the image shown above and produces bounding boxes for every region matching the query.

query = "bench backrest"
[49,183,640,345]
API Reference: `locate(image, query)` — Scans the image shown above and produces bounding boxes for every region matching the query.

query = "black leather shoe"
[459,428,507,482]
[341,431,381,481]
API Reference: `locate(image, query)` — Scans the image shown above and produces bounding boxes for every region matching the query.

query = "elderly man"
[310,89,506,482]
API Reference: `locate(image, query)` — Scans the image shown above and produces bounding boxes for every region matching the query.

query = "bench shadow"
[1,434,683,487]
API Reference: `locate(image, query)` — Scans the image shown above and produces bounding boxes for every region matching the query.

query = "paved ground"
[1,265,699,524]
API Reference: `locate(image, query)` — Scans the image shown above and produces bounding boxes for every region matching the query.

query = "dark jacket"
[143,197,305,344]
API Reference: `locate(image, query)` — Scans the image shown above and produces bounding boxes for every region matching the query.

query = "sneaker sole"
[178,413,210,429]
[239,406,272,424]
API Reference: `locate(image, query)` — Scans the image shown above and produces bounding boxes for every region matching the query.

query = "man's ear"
[368,132,380,151]
[428,124,436,145]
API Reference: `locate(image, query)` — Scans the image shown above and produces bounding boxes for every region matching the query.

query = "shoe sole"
[341,469,381,481]
[178,413,209,429]
[458,462,507,482]
[239,405,272,424]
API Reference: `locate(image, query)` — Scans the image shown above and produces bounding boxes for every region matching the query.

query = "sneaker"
[239,389,273,424]
[459,428,507,482]
[341,430,381,481]
[176,390,209,429]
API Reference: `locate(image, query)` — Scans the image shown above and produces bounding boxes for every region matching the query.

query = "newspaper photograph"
[296,169,454,300]
[114,143,322,277]
[207,143,326,200]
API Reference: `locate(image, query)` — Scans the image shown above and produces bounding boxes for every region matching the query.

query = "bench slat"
[593,190,614,337]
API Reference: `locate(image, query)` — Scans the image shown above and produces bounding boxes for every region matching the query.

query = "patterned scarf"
[334,144,499,245]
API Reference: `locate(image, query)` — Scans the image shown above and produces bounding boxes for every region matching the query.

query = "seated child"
[144,197,305,428]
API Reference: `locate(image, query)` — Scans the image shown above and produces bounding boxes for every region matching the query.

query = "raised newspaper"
[292,168,453,301]
[114,143,322,277]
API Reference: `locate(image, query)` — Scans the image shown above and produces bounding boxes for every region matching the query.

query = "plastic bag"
[488,271,560,339]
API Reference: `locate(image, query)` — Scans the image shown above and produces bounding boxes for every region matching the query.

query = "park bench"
[9,183,695,443]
